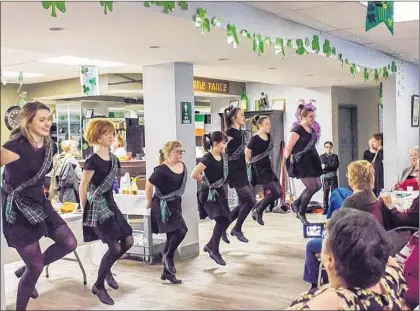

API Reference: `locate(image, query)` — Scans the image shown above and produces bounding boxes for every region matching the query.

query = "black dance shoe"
[230,228,249,243]
[222,231,230,244]
[162,253,176,274]
[161,269,182,284]
[15,266,39,299]
[92,284,114,305]
[297,213,310,225]
[209,252,226,266]
[291,202,299,216]
[105,272,119,290]
[203,244,211,254]
[251,209,265,226]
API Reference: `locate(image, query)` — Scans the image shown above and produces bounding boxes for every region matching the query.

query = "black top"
[201,153,224,184]
[291,125,322,178]
[2,136,57,203]
[319,153,339,174]
[83,153,121,187]
[149,164,184,195]
[225,127,248,187]
[247,134,272,173]
[363,150,376,162]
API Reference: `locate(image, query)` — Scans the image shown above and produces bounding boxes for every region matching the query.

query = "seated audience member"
[341,160,393,230]
[400,146,419,183]
[326,187,352,219]
[289,209,407,310]
[382,158,419,228]
[396,232,419,310]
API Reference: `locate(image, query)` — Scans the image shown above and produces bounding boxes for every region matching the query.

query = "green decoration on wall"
[286,39,293,49]
[304,37,311,47]
[42,1,66,17]
[331,47,337,56]
[312,35,320,53]
[100,1,113,15]
[194,8,210,35]
[264,37,272,47]
[349,63,357,76]
[364,68,370,81]
[253,34,265,56]
[143,1,187,13]
[226,24,239,48]
[274,38,285,58]
[212,17,221,29]
[391,61,397,73]
[374,68,380,82]
[178,1,188,10]
[366,1,394,35]
[382,66,389,79]
[295,39,308,55]
[240,29,252,39]
[322,39,332,57]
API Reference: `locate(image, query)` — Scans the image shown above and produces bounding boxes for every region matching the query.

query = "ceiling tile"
[245,2,339,14]
[327,29,372,45]
[275,10,336,32]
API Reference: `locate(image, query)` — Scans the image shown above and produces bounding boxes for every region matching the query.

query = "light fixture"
[39,56,124,67]
[306,74,314,77]
[218,58,229,61]
[1,71,45,78]
[149,45,161,49]
[360,2,419,23]
[49,27,66,32]
[268,67,277,70]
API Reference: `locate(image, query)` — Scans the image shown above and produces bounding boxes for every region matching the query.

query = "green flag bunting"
[365,1,394,35]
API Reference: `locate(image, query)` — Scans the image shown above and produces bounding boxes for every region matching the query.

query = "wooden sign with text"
[193,77,229,94]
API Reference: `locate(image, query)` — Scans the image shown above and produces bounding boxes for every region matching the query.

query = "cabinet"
[56,103,82,153]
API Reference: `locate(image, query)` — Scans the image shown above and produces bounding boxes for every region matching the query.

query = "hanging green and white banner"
[365,1,394,35]
[80,65,99,96]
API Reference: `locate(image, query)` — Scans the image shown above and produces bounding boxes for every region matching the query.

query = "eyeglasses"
[174,149,186,155]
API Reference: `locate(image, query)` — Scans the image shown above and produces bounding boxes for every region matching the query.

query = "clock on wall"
[5,105,21,131]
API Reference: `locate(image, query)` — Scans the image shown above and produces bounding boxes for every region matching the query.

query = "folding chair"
[387,226,418,257]
[45,250,87,285]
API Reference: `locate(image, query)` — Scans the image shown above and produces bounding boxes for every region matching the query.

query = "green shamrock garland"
[42,1,66,17]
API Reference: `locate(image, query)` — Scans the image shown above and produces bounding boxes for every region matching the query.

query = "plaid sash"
[291,128,317,164]
[3,141,54,225]
[228,129,246,162]
[247,136,274,182]
[202,153,228,202]
[84,153,118,227]
[155,163,187,223]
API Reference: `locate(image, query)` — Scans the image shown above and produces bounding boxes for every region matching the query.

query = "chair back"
[387,226,419,256]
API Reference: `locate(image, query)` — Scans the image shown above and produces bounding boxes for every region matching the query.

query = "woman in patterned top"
[1,102,77,311]
[79,119,133,306]
[289,208,407,310]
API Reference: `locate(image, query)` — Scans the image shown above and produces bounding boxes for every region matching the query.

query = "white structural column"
[382,62,420,190]
[143,62,199,258]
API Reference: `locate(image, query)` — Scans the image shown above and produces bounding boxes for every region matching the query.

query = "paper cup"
[407,186,414,193]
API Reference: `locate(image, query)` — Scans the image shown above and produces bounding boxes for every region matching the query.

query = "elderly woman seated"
[400,146,419,183]
[289,208,407,310]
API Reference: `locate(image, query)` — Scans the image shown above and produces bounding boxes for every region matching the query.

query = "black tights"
[294,177,322,215]
[207,217,230,255]
[163,227,188,260]
[15,224,77,310]
[95,235,134,289]
[230,185,256,231]
[256,181,282,213]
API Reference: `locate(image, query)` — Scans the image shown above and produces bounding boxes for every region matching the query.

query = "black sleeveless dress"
[247,134,278,186]
[149,164,187,234]
[225,127,249,188]
[82,154,132,243]
[197,153,231,220]
[291,125,322,178]
[1,136,64,248]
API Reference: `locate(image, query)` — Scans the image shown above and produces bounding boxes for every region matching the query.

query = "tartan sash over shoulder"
[228,129,246,162]
[3,141,54,225]
[84,153,118,227]
[155,163,188,223]
[247,136,274,182]
[202,153,228,202]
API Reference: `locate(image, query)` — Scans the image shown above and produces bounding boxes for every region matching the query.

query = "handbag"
[286,129,316,178]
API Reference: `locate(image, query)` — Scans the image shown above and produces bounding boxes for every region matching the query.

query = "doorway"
[338,106,358,187]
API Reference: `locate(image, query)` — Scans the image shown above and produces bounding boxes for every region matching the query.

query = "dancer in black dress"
[145,141,188,284]
[224,106,256,243]
[193,131,230,266]
[79,119,133,305]
[246,115,282,226]
[285,105,322,225]
[1,102,77,311]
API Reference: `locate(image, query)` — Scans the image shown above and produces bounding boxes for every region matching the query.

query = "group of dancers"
[1,101,322,310]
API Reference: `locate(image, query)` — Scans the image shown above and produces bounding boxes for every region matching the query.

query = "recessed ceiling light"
[337,79,341,82]
[149,45,161,49]
[218,58,229,61]
[1,71,46,78]
[49,27,66,32]
[268,67,277,70]
[40,56,124,67]
[306,74,314,77]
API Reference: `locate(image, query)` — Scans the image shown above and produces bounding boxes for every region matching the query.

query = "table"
[388,191,418,210]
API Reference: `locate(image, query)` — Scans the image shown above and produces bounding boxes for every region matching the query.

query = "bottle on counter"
[130,177,138,195]
[120,173,131,195]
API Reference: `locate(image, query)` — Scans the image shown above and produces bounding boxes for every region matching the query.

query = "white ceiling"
[1,1,380,88]
[247,1,419,64]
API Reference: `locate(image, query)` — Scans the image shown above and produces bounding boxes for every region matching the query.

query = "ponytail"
[158,149,165,165]
[223,105,241,130]
[202,133,212,152]
[251,114,269,131]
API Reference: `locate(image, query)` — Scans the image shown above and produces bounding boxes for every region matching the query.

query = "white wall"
[383,61,420,189]
[246,82,332,202]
